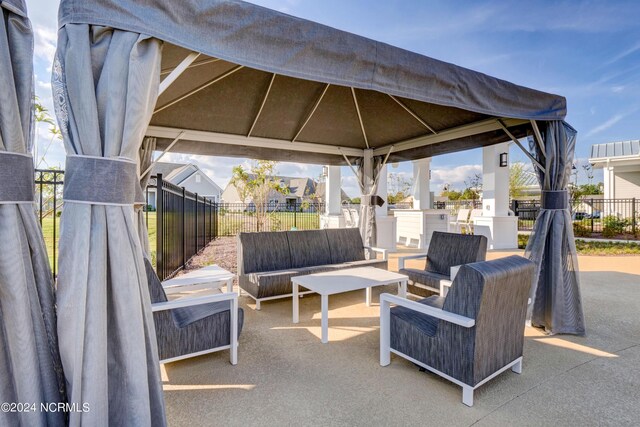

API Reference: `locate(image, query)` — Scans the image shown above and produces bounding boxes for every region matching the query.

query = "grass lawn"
[41,212,157,272]
[518,234,640,255]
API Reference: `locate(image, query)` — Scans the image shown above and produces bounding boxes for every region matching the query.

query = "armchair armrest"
[151,292,237,312]
[364,246,388,261]
[152,292,239,365]
[397,253,428,270]
[379,293,474,366]
[380,293,474,327]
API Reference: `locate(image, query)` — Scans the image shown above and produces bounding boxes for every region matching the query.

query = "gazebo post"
[474,142,518,249]
[412,158,431,209]
[320,165,344,228]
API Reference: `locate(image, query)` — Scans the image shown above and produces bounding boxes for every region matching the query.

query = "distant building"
[147,162,222,208]
[221,175,349,209]
[589,140,640,199]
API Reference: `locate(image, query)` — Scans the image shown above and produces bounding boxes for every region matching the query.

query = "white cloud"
[585,113,627,137]
[431,164,483,191]
[33,26,57,64]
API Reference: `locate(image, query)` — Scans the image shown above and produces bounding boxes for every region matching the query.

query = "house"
[146,162,223,208]
[221,176,349,209]
[589,140,640,199]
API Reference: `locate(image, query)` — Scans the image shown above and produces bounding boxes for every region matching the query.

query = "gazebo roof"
[59,0,567,165]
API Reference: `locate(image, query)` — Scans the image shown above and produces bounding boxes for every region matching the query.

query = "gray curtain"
[356,156,384,248]
[138,137,156,258]
[524,120,585,335]
[0,2,66,426]
[52,24,166,425]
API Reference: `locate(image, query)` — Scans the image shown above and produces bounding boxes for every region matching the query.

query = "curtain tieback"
[361,194,385,207]
[0,151,34,204]
[64,155,145,206]
[541,190,568,210]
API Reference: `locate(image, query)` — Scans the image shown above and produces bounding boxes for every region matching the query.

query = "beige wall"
[614,172,640,199]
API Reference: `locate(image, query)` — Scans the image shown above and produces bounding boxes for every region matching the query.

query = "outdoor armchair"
[449,208,470,233]
[380,255,535,406]
[145,260,243,365]
[398,231,487,297]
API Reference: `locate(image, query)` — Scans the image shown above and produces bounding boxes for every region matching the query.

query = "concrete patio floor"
[162,249,640,426]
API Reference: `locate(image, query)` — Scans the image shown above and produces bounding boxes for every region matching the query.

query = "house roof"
[590,140,640,160]
[152,162,222,193]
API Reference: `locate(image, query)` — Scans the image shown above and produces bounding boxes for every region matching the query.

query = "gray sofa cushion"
[345,259,388,270]
[325,227,366,263]
[426,231,487,275]
[286,230,332,268]
[239,231,292,273]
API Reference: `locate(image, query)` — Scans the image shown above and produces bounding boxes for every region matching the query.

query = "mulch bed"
[182,236,238,277]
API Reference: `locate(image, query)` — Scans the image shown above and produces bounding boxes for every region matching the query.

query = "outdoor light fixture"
[322,165,328,178]
[499,152,508,167]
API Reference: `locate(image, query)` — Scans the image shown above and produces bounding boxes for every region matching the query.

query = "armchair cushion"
[426,232,487,275]
[390,296,446,337]
[399,268,447,291]
[171,300,234,328]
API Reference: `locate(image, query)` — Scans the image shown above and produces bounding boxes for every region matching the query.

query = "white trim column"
[412,158,431,209]
[320,165,345,228]
[376,164,396,251]
[473,142,518,249]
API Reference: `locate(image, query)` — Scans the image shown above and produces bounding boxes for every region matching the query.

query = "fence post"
[182,187,186,268]
[156,174,164,279]
[195,192,199,253]
[590,198,594,233]
[633,198,637,236]
[294,204,297,229]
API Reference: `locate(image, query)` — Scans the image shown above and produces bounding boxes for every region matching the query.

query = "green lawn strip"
[518,234,640,255]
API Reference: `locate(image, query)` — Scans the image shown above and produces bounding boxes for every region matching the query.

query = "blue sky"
[30,0,640,197]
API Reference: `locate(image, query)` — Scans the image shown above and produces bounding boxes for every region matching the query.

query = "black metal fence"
[513,198,639,237]
[35,169,64,277]
[432,199,482,212]
[150,174,217,281]
[215,202,324,236]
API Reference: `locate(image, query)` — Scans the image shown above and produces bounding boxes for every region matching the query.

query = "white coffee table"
[291,267,408,343]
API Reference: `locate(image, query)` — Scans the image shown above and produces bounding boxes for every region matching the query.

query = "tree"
[229,160,289,231]
[509,162,529,199]
[463,173,482,201]
[387,172,412,204]
[33,97,62,169]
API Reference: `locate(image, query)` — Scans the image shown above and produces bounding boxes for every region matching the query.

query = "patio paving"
[163,247,640,426]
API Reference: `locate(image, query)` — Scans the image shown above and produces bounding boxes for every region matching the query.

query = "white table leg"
[366,287,372,307]
[227,278,233,293]
[293,281,299,324]
[230,297,238,365]
[321,294,329,343]
[399,280,407,298]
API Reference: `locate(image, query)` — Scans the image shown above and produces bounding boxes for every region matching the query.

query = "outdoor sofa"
[380,255,535,406]
[145,260,244,365]
[237,228,388,309]
[398,231,488,297]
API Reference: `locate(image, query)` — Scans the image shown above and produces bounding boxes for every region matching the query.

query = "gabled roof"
[152,162,222,192]
[590,140,640,160]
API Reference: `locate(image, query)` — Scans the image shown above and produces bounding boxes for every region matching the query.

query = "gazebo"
[1,0,584,425]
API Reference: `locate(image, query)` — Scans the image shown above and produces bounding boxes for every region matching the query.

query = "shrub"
[573,222,591,238]
[602,215,629,238]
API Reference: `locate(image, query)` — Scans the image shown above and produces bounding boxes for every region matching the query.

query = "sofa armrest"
[364,246,388,261]
[397,253,428,270]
